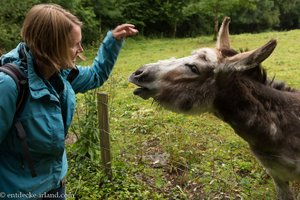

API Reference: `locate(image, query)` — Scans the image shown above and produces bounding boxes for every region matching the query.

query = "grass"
[66,30,300,199]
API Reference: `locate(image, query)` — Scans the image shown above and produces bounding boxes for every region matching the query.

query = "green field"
[66,30,300,199]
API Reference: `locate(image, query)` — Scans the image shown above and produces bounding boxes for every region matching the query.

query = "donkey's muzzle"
[128,67,158,100]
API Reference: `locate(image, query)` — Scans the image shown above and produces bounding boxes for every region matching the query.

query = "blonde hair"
[21,4,82,71]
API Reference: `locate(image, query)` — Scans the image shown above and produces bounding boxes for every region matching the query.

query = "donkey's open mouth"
[133,87,154,100]
[128,74,157,100]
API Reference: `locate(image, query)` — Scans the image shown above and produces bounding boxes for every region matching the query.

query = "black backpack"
[0,62,79,177]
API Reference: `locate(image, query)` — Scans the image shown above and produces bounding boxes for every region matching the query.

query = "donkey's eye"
[186,64,200,75]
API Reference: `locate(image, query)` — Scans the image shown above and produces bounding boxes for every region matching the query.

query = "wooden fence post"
[97,92,112,180]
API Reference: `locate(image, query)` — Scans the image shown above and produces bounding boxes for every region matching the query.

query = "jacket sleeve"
[70,31,124,93]
[0,72,18,142]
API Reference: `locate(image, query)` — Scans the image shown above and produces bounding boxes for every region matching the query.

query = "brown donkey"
[129,17,300,200]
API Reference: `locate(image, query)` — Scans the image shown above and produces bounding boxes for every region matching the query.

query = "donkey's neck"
[213,77,300,148]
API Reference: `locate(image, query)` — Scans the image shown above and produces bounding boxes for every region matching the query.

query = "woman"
[0,3,138,199]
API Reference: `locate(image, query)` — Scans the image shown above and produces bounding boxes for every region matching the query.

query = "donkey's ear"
[217,16,231,50]
[226,39,277,71]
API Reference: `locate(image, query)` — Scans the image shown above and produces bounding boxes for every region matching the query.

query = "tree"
[1,0,300,50]
[184,0,239,40]
[41,0,100,44]
[92,0,123,33]
[274,0,300,29]
[161,0,190,38]
[230,0,280,33]
[0,0,39,50]
[118,0,162,36]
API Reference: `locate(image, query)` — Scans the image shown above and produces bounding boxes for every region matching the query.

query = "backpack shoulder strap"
[0,63,36,177]
[0,63,29,116]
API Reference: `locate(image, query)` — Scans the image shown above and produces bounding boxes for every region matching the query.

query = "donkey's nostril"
[129,68,147,83]
[134,69,144,76]
[129,66,155,83]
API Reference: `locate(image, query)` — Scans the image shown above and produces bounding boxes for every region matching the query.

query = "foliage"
[0,0,39,50]
[186,0,240,39]
[160,0,189,38]
[67,154,167,199]
[276,0,300,30]
[0,0,99,50]
[69,89,101,162]
[66,30,300,199]
[1,0,300,51]
[40,0,100,44]
[92,0,123,33]
[230,0,280,33]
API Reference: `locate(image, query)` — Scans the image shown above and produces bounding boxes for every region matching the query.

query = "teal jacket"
[0,31,123,196]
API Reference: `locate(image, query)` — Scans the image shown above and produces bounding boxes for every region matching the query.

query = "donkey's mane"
[245,65,296,92]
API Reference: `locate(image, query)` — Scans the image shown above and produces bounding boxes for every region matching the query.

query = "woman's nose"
[77,43,83,53]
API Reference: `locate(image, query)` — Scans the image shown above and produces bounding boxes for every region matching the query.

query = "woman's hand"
[112,24,138,40]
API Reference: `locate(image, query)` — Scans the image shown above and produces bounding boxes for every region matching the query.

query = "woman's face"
[69,25,83,67]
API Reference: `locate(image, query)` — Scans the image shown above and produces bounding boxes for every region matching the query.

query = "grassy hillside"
[67,30,300,199]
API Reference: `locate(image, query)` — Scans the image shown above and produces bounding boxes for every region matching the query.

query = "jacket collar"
[3,43,55,100]
[20,43,52,100]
